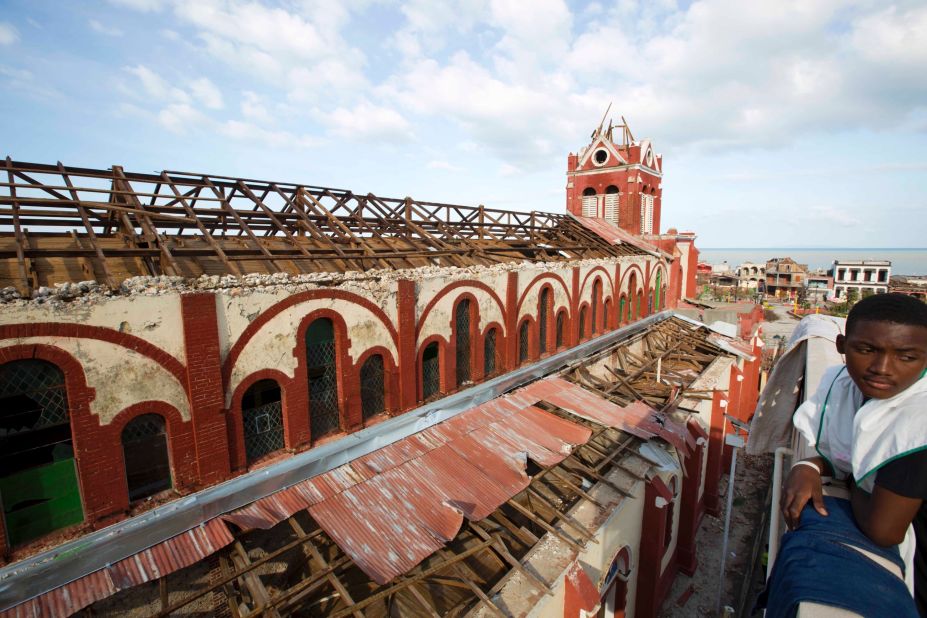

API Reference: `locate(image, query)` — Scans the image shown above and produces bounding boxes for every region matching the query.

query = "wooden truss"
[567,317,725,412]
[0,159,644,294]
[84,320,724,617]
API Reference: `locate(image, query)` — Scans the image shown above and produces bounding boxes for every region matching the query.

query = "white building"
[832,260,891,300]
[735,262,766,289]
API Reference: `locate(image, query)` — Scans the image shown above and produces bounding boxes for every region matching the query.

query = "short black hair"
[846,292,927,335]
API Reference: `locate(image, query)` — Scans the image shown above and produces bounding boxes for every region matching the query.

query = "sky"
[1,0,926,247]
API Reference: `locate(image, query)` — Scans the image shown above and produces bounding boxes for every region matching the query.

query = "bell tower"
[566,114,663,236]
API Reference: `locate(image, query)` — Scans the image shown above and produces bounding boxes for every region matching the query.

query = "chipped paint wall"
[0,295,185,362]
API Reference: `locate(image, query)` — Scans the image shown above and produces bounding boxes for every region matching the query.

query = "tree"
[846,287,860,310]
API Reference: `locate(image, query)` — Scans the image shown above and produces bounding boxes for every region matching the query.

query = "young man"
[783,293,927,613]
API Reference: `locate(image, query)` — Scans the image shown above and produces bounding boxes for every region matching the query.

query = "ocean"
[698,248,927,276]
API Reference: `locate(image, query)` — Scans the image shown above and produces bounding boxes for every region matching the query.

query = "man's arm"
[852,482,922,546]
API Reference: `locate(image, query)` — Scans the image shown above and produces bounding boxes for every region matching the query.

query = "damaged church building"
[0,122,762,616]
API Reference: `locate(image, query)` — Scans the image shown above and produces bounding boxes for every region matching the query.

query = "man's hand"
[781,460,828,529]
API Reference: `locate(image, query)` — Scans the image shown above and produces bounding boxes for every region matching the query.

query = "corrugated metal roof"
[1,519,233,618]
[511,377,692,453]
[570,215,667,258]
[2,365,696,613]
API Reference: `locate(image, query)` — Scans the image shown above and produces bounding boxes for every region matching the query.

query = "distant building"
[831,260,891,300]
[890,275,927,301]
[765,258,808,299]
[805,269,834,304]
[735,262,766,289]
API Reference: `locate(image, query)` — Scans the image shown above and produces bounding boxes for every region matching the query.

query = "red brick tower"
[566,117,663,236]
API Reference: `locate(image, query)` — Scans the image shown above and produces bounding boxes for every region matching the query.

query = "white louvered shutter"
[582,194,597,217]
[604,193,619,223]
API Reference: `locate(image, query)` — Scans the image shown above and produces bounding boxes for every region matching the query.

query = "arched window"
[655,270,663,310]
[579,306,588,341]
[619,296,626,325]
[592,279,602,334]
[422,342,440,400]
[556,311,565,349]
[539,288,550,354]
[518,320,530,364]
[601,546,632,617]
[455,299,472,387]
[122,414,171,502]
[582,187,597,218]
[604,185,619,223]
[242,379,284,464]
[628,274,638,321]
[484,328,498,377]
[305,318,341,438]
[604,298,612,330]
[0,360,83,545]
[360,354,386,420]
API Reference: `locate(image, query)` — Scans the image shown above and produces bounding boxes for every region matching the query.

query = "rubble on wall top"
[0,255,648,309]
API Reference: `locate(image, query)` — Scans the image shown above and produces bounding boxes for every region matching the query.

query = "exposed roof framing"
[77,318,724,618]
[0,159,645,293]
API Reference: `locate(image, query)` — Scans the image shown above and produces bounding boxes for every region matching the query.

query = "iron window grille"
[122,414,171,502]
[579,308,587,340]
[556,312,565,349]
[360,354,386,421]
[592,280,600,334]
[422,343,440,400]
[518,321,529,364]
[306,319,341,438]
[455,299,471,387]
[484,328,497,377]
[538,289,549,354]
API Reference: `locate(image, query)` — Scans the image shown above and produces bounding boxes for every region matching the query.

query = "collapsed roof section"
[0,158,647,294]
[1,315,729,617]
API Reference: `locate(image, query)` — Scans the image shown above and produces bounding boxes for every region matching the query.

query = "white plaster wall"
[226,298,397,405]
[679,355,733,501]
[0,336,189,423]
[216,281,400,360]
[0,295,185,363]
[415,283,507,346]
[516,265,572,322]
[530,477,647,618]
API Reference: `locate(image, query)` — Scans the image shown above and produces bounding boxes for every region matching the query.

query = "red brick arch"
[222,289,399,388]
[417,335,449,402]
[353,345,400,423]
[108,401,197,510]
[578,265,616,301]
[227,368,294,471]
[0,323,185,385]
[515,272,572,317]
[417,280,506,340]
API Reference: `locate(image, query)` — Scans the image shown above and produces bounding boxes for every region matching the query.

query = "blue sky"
[1,0,925,247]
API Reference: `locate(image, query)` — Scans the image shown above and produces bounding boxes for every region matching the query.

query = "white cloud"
[426,160,463,172]
[157,102,202,133]
[240,91,271,123]
[88,19,123,37]
[0,22,19,45]
[320,101,413,142]
[219,120,322,149]
[189,77,223,109]
[125,65,189,102]
[107,0,167,12]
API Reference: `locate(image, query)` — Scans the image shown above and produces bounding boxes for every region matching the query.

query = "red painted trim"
[222,289,398,387]
[227,369,293,471]
[636,477,673,618]
[505,272,519,372]
[480,322,505,378]
[417,334,449,402]
[577,302,590,342]
[514,272,572,317]
[617,265,644,294]
[0,323,185,385]
[0,344,123,545]
[535,283,556,356]
[579,265,616,302]
[396,279,418,412]
[354,345,400,423]
[448,293,482,387]
[554,308,570,350]
[292,309,356,445]
[704,391,727,517]
[109,401,198,509]
[416,280,505,340]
